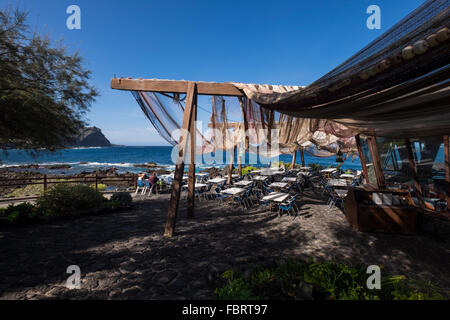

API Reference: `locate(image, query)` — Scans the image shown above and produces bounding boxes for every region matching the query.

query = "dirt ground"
[0,190,449,299]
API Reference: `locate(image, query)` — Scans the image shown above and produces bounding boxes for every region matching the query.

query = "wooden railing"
[0,174,138,194]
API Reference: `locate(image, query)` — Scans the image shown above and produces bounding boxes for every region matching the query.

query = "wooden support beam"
[355,134,369,184]
[227,147,235,185]
[237,145,243,178]
[187,88,198,219]
[111,78,244,97]
[290,151,297,169]
[164,82,196,237]
[300,149,305,167]
[444,135,450,211]
[405,138,425,209]
[367,136,386,189]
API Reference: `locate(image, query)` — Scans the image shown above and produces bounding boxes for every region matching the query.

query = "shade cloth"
[233,0,450,138]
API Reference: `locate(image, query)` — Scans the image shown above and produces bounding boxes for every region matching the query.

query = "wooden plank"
[300,149,305,167]
[444,135,450,211]
[227,146,235,185]
[405,139,425,209]
[290,151,297,169]
[111,78,244,97]
[355,134,369,185]
[187,88,198,219]
[164,82,196,237]
[367,136,386,189]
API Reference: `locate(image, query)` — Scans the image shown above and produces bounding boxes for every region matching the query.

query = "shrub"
[36,183,107,217]
[214,259,446,300]
[110,192,133,208]
[242,166,257,176]
[90,183,107,191]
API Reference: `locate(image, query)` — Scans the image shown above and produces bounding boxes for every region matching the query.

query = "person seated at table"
[148,172,159,186]
[138,172,148,180]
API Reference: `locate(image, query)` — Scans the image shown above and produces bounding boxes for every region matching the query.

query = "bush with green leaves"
[110,192,133,208]
[214,259,446,300]
[36,183,107,217]
[242,166,257,176]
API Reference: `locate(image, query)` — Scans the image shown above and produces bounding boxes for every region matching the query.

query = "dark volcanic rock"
[67,126,112,148]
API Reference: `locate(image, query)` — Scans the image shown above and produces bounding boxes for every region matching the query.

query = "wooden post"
[300,148,305,167]
[227,146,235,185]
[405,138,425,209]
[164,82,196,237]
[444,135,450,211]
[367,136,386,189]
[43,175,48,193]
[290,151,297,169]
[237,145,243,178]
[355,134,369,185]
[95,174,98,191]
[187,88,198,218]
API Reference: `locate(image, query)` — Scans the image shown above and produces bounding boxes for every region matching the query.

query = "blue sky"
[3,0,425,145]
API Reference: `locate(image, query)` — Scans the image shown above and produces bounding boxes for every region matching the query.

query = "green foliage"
[90,183,107,191]
[110,192,133,208]
[4,184,44,198]
[214,270,259,300]
[36,184,106,217]
[0,7,98,151]
[242,166,257,176]
[214,259,446,300]
[0,184,133,228]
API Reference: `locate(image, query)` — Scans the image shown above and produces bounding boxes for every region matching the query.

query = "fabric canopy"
[233,0,450,138]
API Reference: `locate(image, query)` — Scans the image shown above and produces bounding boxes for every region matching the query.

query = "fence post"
[95,174,98,191]
[43,175,48,193]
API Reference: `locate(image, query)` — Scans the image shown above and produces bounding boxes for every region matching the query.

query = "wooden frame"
[355,134,369,184]
[405,138,425,209]
[164,82,196,237]
[111,78,244,97]
[187,87,198,219]
[367,135,386,189]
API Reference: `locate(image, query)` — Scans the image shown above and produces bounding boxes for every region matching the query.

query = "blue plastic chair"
[214,187,228,204]
[135,179,145,195]
[278,195,298,217]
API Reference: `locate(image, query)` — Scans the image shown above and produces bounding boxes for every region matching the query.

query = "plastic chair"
[135,179,145,195]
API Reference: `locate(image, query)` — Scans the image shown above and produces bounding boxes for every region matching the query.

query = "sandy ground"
[0,190,449,300]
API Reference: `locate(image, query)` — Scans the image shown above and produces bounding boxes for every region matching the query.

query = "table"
[259,168,281,176]
[340,174,357,179]
[261,192,289,203]
[221,187,246,195]
[282,177,297,182]
[207,177,227,184]
[182,183,207,190]
[321,168,337,173]
[269,182,288,189]
[253,176,268,181]
[327,179,348,187]
[234,180,253,187]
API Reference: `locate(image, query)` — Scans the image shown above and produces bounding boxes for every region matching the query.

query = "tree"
[0,7,98,152]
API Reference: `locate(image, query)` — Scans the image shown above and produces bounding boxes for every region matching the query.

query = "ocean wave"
[67,147,107,150]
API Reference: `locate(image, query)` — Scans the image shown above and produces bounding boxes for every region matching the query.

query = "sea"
[0,146,362,175]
